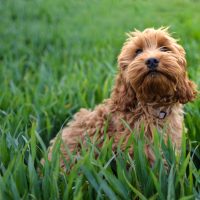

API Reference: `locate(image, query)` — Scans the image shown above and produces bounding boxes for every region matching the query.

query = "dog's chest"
[111,103,183,136]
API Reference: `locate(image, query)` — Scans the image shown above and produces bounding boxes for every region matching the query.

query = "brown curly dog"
[47,28,197,167]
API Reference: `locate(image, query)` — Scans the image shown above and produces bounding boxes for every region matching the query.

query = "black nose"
[145,58,159,69]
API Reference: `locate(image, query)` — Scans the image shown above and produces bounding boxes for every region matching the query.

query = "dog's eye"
[160,46,171,52]
[135,49,143,56]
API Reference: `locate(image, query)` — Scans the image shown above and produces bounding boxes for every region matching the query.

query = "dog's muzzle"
[145,58,159,70]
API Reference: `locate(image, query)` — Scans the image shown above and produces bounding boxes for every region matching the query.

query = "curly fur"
[47,28,197,167]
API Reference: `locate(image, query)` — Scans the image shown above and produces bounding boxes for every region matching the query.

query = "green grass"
[0,0,200,199]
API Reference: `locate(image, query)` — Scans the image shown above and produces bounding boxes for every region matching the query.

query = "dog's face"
[118,28,196,104]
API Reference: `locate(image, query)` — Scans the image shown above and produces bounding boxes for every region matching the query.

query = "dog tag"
[159,111,166,119]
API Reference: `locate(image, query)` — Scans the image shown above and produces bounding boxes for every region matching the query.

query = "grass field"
[0,0,200,199]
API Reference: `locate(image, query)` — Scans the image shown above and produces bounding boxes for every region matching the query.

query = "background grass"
[0,0,200,199]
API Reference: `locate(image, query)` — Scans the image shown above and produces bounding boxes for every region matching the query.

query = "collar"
[143,103,172,120]
[158,111,167,119]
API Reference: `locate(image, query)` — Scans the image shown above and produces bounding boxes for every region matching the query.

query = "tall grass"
[0,0,200,199]
[0,126,199,199]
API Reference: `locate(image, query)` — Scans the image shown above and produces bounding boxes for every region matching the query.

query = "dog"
[47,27,197,167]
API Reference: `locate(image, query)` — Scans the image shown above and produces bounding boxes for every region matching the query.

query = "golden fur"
[47,28,197,167]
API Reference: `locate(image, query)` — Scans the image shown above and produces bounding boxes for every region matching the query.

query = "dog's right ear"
[111,72,137,111]
[118,31,138,70]
[118,49,129,70]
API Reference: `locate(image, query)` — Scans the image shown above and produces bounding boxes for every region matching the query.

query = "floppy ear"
[111,72,137,111]
[176,73,197,104]
[118,48,131,70]
[118,31,139,70]
[118,46,132,70]
[174,43,197,104]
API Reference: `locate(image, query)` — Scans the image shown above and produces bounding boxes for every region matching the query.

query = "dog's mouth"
[145,69,176,82]
[147,70,159,77]
[145,70,164,79]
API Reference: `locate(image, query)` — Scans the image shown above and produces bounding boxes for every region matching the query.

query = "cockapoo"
[47,28,197,166]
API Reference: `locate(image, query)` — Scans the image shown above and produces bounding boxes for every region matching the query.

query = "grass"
[0,0,200,199]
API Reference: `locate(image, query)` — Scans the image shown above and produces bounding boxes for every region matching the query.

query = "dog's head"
[118,28,196,104]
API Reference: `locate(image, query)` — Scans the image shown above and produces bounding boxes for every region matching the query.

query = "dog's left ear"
[176,73,197,104]
[173,42,197,103]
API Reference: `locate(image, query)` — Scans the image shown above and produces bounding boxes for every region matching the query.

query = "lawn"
[0,0,200,199]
